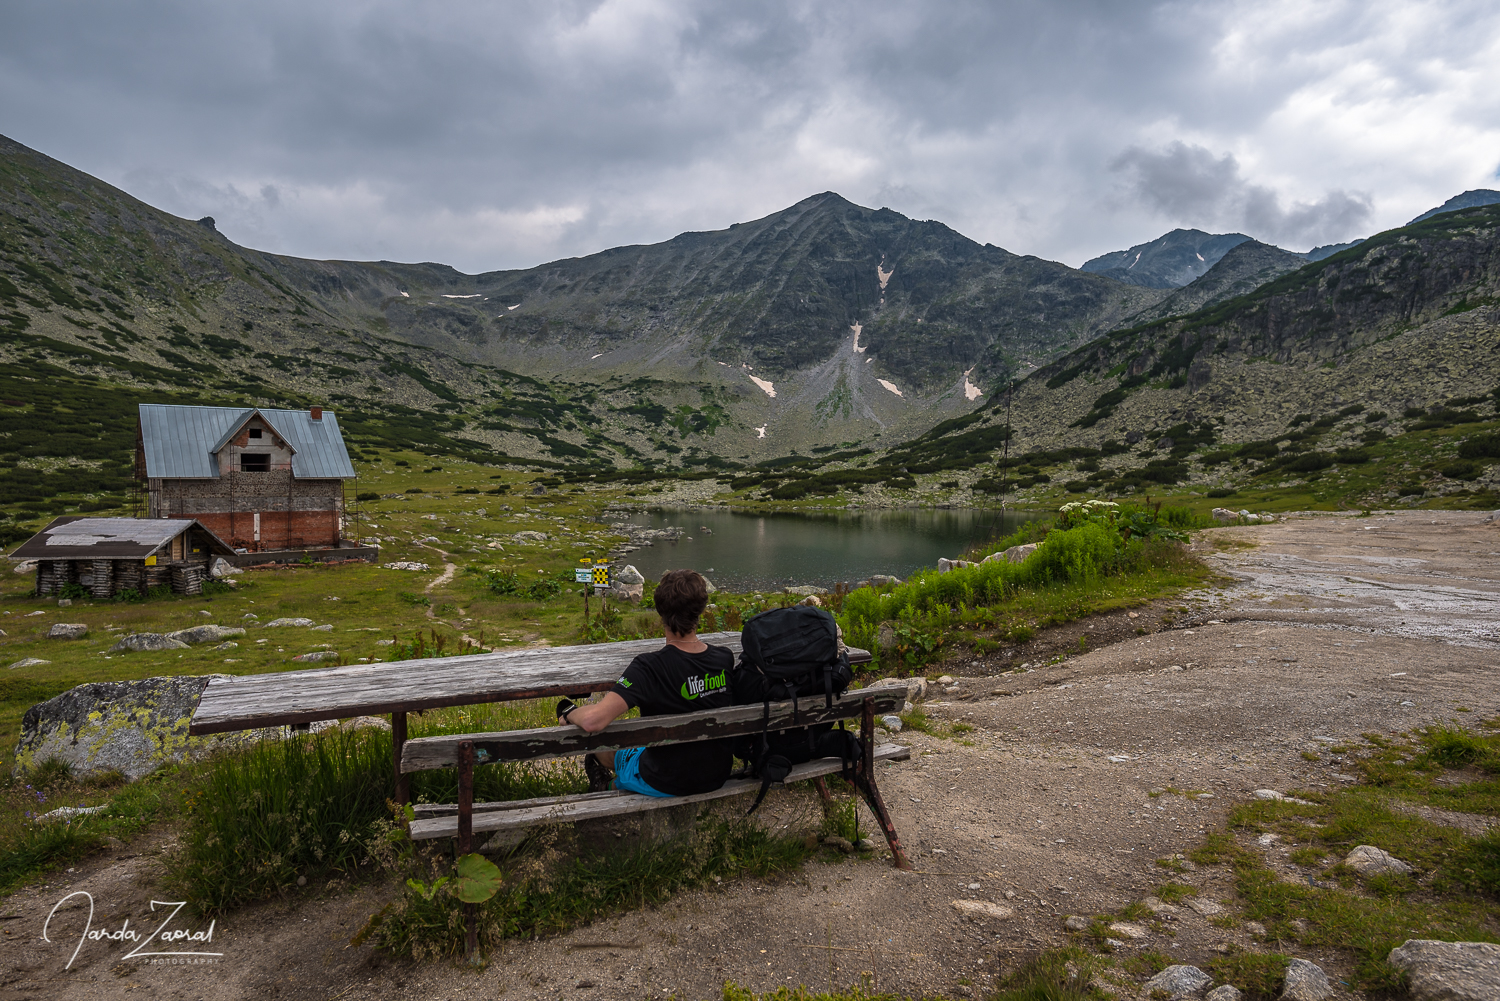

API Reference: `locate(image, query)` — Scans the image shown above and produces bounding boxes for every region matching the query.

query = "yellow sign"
[591,565,610,586]
[144,555,157,567]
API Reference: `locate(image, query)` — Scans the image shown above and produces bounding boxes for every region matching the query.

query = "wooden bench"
[400,682,914,871]
[186,631,872,806]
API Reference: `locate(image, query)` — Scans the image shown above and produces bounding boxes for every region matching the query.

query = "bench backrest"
[399,684,906,773]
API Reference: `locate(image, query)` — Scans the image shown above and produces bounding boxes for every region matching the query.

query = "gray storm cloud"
[1110,142,1374,250]
[0,0,1496,270]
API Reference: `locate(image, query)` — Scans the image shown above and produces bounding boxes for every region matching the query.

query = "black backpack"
[735,605,853,706]
[732,606,858,812]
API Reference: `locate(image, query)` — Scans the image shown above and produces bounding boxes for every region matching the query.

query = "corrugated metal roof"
[7,517,237,560]
[139,404,355,479]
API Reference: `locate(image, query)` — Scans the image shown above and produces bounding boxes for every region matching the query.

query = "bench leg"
[856,696,913,871]
[457,740,480,962]
[392,711,410,807]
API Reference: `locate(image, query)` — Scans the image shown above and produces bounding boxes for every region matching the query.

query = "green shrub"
[355,491,380,501]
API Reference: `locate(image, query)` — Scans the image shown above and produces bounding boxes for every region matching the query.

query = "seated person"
[557,569,734,796]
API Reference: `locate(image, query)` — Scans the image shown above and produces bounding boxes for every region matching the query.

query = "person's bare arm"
[559,691,630,734]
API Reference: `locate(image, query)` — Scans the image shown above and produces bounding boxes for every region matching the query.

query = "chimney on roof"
[310,406,323,421]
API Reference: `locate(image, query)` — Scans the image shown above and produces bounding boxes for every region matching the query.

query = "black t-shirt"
[609,643,735,795]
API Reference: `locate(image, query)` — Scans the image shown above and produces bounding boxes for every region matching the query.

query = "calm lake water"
[613,507,1042,593]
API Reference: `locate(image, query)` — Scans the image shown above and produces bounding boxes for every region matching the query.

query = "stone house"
[136,404,356,552]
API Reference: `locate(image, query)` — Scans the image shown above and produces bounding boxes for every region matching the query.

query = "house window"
[248,428,262,439]
[241,453,271,472]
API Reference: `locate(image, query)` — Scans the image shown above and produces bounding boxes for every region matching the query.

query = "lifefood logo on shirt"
[680,669,727,700]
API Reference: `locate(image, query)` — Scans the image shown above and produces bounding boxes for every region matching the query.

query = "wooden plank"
[407,743,912,840]
[188,632,872,734]
[399,686,908,772]
[413,789,623,818]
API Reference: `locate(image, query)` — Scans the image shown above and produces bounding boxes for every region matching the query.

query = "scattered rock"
[109,633,191,653]
[952,900,1014,921]
[264,617,316,628]
[512,530,550,543]
[821,835,853,853]
[36,804,109,823]
[799,595,823,607]
[1186,897,1225,916]
[1211,507,1239,524]
[47,623,88,640]
[937,557,976,573]
[1244,921,1267,937]
[166,624,246,646]
[1253,789,1315,805]
[383,562,431,571]
[937,675,954,684]
[983,542,1039,564]
[1206,987,1243,1001]
[13,675,266,779]
[1108,921,1148,939]
[210,557,243,577]
[880,714,903,731]
[1344,844,1414,876]
[8,658,51,670]
[1063,915,1090,931]
[1141,896,1180,915]
[312,624,334,632]
[1280,958,1332,1001]
[1144,965,1212,998]
[905,677,928,703]
[13,559,38,575]
[57,598,72,608]
[784,585,828,596]
[1387,939,1500,1001]
[214,641,238,651]
[292,651,339,662]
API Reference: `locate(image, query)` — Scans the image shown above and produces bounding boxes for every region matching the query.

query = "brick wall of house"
[148,469,344,550]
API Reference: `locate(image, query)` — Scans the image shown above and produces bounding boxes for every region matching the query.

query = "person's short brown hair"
[654,569,708,636]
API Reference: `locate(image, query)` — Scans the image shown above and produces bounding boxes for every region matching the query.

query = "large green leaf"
[454,853,503,903]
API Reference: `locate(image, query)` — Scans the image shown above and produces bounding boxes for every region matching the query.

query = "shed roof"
[7,517,237,560]
[138,404,355,479]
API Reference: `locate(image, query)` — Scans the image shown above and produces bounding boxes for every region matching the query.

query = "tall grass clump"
[168,727,394,912]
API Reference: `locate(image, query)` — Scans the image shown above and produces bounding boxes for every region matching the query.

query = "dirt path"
[4,512,1496,1000]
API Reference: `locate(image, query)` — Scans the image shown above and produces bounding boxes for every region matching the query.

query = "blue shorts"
[613,747,673,798]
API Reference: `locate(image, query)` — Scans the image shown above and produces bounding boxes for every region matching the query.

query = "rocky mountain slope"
[1080,229,1252,288]
[892,204,1500,508]
[0,136,1165,470]
[1409,188,1500,225]
[1119,240,1310,326]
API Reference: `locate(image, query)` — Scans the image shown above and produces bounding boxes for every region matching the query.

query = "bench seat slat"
[399,686,907,772]
[407,743,911,840]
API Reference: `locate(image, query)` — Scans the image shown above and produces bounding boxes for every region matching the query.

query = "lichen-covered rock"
[48,623,88,640]
[1144,965,1212,998]
[9,657,52,670]
[613,565,645,586]
[109,633,191,653]
[1206,987,1243,1001]
[1388,939,1500,1001]
[1280,959,1331,1001]
[264,617,315,628]
[13,675,268,779]
[1344,844,1414,876]
[166,624,247,646]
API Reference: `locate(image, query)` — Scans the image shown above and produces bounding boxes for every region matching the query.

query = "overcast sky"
[3,0,1498,273]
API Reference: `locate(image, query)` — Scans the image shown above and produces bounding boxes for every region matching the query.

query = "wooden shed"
[10,517,237,597]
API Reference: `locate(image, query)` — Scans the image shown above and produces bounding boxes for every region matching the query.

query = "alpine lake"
[610,507,1043,593]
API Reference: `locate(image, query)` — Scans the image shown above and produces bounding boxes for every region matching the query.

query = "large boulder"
[210,557,243,578]
[607,564,645,602]
[48,623,88,640]
[13,675,267,779]
[1280,959,1331,1001]
[109,633,191,653]
[1344,844,1414,876]
[166,624,247,646]
[1388,940,1500,1001]
[264,617,315,628]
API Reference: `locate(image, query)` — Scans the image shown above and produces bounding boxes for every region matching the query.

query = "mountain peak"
[1407,189,1500,226]
[1080,229,1252,289]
